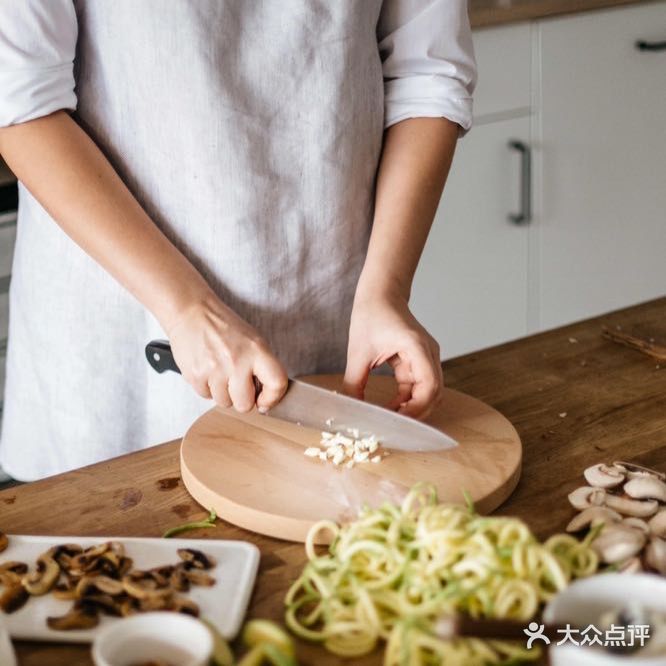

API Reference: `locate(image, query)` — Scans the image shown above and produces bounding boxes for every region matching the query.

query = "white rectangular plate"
[1,535,259,643]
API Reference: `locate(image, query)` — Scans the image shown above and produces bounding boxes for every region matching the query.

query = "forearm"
[0,111,214,333]
[357,117,458,302]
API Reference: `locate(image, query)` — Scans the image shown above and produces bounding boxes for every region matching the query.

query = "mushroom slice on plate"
[566,506,621,533]
[22,555,61,596]
[604,494,659,518]
[177,548,216,570]
[148,565,175,588]
[47,600,99,631]
[0,580,29,613]
[592,524,646,564]
[613,461,666,481]
[81,593,123,617]
[568,486,606,510]
[624,476,666,503]
[648,510,666,539]
[584,463,625,489]
[645,537,666,575]
[182,568,216,587]
[169,566,190,592]
[169,595,200,617]
[0,532,8,553]
[0,562,28,576]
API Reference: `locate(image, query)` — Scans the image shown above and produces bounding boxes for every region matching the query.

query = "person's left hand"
[343,291,444,419]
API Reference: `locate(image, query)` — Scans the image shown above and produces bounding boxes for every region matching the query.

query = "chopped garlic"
[304,428,385,469]
[332,450,345,466]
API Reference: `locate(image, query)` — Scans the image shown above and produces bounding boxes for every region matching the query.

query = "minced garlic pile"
[303,429,388,468]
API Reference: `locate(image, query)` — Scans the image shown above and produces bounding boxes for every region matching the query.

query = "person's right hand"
[167,295,288,413]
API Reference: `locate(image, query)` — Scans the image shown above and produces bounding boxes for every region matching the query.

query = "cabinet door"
[538,2,666,329]
[411,117,530,359]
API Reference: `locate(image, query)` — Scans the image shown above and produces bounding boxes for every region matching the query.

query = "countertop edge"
[470,0,655,29]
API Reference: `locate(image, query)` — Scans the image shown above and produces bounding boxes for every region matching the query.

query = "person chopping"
[0,1,476,481]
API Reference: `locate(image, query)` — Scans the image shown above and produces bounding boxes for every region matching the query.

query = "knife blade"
[145,340,458,452]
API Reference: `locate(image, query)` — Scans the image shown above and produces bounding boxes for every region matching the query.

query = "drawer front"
[472,23,532,118]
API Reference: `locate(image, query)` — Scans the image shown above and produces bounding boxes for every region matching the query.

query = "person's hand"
[167,294,288,413]
[343,291,443,419]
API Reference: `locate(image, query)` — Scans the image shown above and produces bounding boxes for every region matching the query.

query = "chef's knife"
[145,340,458,452]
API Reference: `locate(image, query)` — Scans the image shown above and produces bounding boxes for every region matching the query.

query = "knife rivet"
[153,353,160,362]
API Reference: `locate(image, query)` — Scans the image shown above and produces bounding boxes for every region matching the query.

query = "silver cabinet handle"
[508,140,531,225]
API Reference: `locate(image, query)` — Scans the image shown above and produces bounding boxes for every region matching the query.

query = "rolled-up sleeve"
[378,0,477,133]
[0,0,77,127]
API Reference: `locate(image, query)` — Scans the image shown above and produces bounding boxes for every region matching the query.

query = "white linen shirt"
[0,0,476,480]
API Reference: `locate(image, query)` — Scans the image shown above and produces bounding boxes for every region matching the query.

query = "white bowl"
[544,573,666,666]
[92,612,213,666]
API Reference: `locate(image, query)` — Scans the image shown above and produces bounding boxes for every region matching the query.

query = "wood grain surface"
[2,297,665,665]
[181,378,522,542]
[469,0,655,28]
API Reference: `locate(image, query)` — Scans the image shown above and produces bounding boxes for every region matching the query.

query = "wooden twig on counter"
[602,326,666,362]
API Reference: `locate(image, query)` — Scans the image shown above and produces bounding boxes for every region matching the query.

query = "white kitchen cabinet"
[411,23,533,358]
[537,2,666,328]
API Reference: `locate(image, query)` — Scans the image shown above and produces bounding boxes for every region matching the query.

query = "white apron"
[0,0,475,480]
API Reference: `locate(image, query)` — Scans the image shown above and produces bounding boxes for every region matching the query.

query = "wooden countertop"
[2,297,666,665]
[469,0,654,28]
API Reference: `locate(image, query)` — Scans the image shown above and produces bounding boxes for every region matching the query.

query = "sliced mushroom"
[137,591,173,612]
[624,476,666,503]
[168,595,199,616]
[614,461,666,481]
[22,555,61,595]
[80,593,122,617]
[169,567,190,592]
[645,537,666,575]
[622,517,650,534]
[0,581,29,613]
[47,601,99,631]
[0,562,28,575]
[148,565,175,588]
[0,532,8,553]
[75,575,124,598]
[52,583,79,601]
[648,510,666,539]
[584,463,625,489]
[604,494,659,518]
[47,544,83,569]
[177,549,216,570]
[182,568,215,587]
[617,556,643,574]
[568,486,606,510]
[566,506,622,532]
[592,524,646,564]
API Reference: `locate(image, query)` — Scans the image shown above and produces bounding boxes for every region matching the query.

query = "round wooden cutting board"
[181,374,522,543]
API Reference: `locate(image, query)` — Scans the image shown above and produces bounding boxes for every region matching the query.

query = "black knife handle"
[145,340,181,374]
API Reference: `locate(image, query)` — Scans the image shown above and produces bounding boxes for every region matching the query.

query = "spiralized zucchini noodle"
[285,483,599,665]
